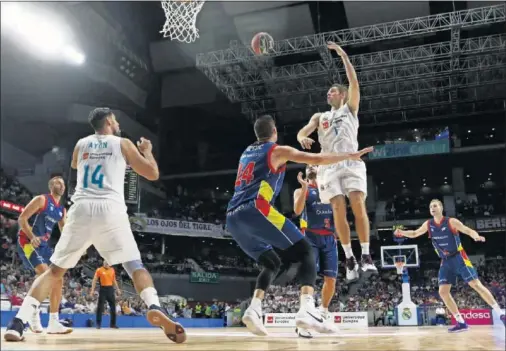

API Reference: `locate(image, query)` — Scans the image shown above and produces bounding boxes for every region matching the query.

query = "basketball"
[251,32,274,55]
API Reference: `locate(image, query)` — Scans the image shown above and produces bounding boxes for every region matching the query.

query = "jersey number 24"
[83,165,104,189]
[235,162,255,187]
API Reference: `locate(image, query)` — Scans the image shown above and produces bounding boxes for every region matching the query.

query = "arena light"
[62,45,86,66]
[1,3,86,65]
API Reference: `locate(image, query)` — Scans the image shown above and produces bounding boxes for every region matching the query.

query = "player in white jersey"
[296,42,377,283]
[4,108,186,344]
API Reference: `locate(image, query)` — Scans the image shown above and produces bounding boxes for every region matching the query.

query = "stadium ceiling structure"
[195,4,506,125]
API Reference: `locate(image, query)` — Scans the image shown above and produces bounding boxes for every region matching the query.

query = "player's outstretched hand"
[348,146,374,161]
[394,229,405,238]
[327,41,347,57]
[297,172,309,188]
[474,235,486,242]
[137,137,152,154]
[298,137,315,150]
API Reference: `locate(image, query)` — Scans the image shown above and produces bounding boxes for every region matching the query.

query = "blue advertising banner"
[369,139,450,160]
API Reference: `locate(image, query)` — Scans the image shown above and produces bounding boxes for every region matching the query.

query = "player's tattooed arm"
[327,42,360,116]
[395,221,429,238]
[297,113,321,150]
[449,218,485,242]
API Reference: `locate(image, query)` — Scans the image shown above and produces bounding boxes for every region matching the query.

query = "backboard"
[380,244,419,269]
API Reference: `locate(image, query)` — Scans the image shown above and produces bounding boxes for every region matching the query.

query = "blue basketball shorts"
[17,237,53,273]
[226,200,304,261]
[304,230,338,278]
[438,250,478,286]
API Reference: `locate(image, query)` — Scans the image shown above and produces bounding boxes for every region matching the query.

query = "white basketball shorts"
[50,200,141,269]
[316,160,367,204]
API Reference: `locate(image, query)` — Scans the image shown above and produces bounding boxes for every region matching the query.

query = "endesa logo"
[451,309,492,325]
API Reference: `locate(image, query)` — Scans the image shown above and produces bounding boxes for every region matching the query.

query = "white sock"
[319,306,329,314]
[50,312,59,321]
[140,287,160,308]
[16,296,40,324]
[491,303,503,315]
[341,243,354,259]
[250,297,262,309]
[300,294,313,308]
[361,242,370,256]
[454,312,465,324]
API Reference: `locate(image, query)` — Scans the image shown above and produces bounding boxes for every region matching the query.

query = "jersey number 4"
[235,162,255,187]
[83,165,104,189]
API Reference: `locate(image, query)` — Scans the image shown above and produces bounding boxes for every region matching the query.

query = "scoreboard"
[124,165,140,204]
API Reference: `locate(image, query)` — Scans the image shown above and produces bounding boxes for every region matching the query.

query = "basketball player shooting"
[226,115,373,336]
[395,199,506,332]
[293,165,337,339]
[15,176,72,335]
[5,108,186,344]
[296,42,377,283]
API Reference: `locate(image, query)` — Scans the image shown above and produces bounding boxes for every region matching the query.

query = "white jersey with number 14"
[71,134,126,204]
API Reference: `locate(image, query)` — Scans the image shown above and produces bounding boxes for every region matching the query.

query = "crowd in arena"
[1,167,505,322]
[0,168,32,207]
[262,258,506,316]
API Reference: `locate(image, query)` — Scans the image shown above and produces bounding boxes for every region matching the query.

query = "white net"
[160,0,205,43]
[395,261,405,275]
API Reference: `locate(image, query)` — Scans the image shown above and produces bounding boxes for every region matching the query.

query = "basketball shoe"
[29,309,43,334]
[47,318,73,334]
[242,300,268,336]
[360,254,378,275]
[295,295,337,334]
[345,257,360,282]
[4,318,25,342]
[146,305,187,343]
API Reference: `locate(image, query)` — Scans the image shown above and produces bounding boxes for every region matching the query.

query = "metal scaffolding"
[196,4,505,67]
[207,34,505,88]
[195,4,506,124]
[241,68,506,115]
[235,53,505,102]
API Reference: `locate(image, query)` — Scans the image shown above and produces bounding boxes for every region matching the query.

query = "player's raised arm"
[449,218,486,242]
[293,173,309,216]
[328,42,359,115]
[395,221,429,239]
[120,137,159,181]
[272,145,373,169]
[297,113,321,150]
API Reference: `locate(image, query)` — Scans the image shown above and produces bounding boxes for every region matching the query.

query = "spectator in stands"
[194,302,202,318]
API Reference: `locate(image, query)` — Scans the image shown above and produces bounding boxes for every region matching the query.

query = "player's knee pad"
[285,239,316,287]
[284,238,312,261]
[122,260,145,279]
[258,249,281,273]
[256,250,281,291]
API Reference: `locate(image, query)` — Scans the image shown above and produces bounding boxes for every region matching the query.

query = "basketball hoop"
[160,0,205,43]
[395,261,405,275]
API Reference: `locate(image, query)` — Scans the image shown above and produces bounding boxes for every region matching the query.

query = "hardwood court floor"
[2,326,505,350]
